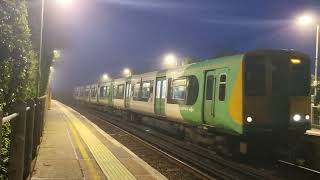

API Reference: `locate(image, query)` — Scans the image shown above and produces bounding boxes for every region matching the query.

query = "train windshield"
[244,55,266,96]
[245,53,310,97]
[289,57,310,96]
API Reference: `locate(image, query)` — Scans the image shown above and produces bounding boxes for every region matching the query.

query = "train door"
[203,69,228,125]
[214,69,228,124]
[203,70,216,124]
[125,81,131,108]
[155,77,166,116]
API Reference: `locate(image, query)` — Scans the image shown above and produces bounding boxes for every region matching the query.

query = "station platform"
[306,128,320,137]
[31,100,166,180]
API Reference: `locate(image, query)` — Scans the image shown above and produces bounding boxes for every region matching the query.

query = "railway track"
[74,105,284,180]
[75,106,211,180]
[70,103,320,180]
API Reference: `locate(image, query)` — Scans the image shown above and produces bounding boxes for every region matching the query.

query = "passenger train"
[74,49,311,156]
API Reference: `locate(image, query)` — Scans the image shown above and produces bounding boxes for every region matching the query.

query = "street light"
[101,73,109,81]
[164,53,178,68]
[297,15,314,26]
[37,0,72,96]
[123,68,132,77]
[296,14,319,98]
[50,66,55,73]
[297,14,319,125]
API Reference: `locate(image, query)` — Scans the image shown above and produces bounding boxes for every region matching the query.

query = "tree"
[0,0,37,178]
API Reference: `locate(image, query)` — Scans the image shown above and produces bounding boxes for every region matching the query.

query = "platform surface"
[31,100,166,180]
[306,128,320,136]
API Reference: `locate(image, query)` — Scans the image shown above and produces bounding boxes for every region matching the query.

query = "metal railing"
[0,95,47,180]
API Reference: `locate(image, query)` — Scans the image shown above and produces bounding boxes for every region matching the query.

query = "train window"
[168,76,198,105]
[206,75,214,100]
[106,86,110,96]
[116,84,124,99]
[289,59,310,96]
[167,78,172,101]
[126,83,131,98]
[245,60,266,96]
[219,74,227,101]
[161,80,167,99]
[171,78,187,103]
[85,89,90,97]
[91,88,97,97]
[186,76,199,105]
[141,81,152,101]
[133,83,140,100]
[100,86,108,97]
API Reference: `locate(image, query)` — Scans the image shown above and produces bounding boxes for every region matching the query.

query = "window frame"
[168,77,187,104]
[206,75,214,100]
[100,86,109,98]
[132,83,141,101]
[91,87,97,98]
[218,73,227,101]
[115,84,124,99]
[140,80,153,102]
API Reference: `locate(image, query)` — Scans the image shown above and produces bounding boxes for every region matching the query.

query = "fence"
[0,95,47,180]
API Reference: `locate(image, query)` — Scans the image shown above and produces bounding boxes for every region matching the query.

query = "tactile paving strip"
[59,105,136,180]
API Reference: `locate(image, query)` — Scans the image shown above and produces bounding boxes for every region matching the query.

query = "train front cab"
[242,50,311,142]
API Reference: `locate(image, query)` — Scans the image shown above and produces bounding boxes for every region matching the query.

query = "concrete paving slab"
[32,159,82,178]
[36,147,75,161]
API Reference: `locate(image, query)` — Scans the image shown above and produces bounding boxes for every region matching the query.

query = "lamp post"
[297,15,319,98]
[37,0,45,97]
[315,24,319,98]
[297,14,320,125]
[37,0,72,97]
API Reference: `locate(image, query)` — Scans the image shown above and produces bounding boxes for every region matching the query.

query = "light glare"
[123,68,131,77]
[164,53,177,67]
[291,58,301,64]
[246,117,253,123]
[305,115,310,120]
[297,15,314,26]
[102,74,109,81]
[56,0,73,5]
[293,114,301,122]
[50,66,54,72]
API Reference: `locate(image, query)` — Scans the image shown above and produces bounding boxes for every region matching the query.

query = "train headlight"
[293,114,301,122]
[246,116,253,123]
[305,115,310,120]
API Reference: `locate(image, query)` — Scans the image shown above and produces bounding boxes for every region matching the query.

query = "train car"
[97,79,113,106]
[148,50,311,134]
[129,72,157,116]
[113,77,128,109]
[74,49,311,155]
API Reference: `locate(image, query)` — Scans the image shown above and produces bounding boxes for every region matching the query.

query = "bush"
[0,0,37,179]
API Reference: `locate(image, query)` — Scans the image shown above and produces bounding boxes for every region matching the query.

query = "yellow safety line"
[67,120,100,180]
[59,103,136,180]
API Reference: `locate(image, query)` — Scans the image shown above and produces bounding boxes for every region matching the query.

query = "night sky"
[49,0,320,93]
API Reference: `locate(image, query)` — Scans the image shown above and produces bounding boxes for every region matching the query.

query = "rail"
[0,96,48,180]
